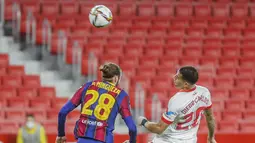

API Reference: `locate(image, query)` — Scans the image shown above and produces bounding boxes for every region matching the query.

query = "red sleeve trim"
[161,115,173,125]
[205,104,212,110]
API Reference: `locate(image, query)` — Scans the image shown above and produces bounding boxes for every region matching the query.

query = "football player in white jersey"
[138,66,217,143]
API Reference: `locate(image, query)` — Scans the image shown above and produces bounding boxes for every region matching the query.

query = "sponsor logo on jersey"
[82,119,103,127]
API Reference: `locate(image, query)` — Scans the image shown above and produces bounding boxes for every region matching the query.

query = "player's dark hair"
[26,114,34,118]
[179,66,199,85]
[99,62,121,81]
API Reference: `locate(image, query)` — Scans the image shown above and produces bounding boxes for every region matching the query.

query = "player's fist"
[123,140,130,143]
[55,136,67,143]
[137,116,147,126]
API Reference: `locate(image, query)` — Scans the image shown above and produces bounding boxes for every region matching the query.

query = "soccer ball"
[89,5,113,28]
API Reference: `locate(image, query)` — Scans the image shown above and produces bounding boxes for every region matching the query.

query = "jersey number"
[176,107,205,130]
[81,89,115,121]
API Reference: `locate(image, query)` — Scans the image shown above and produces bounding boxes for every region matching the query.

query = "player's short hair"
[99,62,122,79]
[26,114,34,118]
[179,66,199,85]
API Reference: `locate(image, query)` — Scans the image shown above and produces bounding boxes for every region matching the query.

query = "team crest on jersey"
[166,111,175,116]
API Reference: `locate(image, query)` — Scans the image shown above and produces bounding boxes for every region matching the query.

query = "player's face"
[173,72,186,89]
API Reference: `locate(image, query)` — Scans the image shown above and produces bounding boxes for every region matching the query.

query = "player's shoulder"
[195,85,210,93]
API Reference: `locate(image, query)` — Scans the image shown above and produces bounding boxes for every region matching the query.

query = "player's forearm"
[58,101,76,136]
[144,121,164,134]
[206,116,216,139]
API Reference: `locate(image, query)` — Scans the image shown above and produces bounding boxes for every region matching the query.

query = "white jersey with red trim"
[153,85,212,143]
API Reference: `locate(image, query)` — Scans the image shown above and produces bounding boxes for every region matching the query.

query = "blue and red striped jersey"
[70,80,134,142]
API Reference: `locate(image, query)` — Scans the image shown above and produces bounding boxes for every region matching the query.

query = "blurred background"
[0,0,255,142]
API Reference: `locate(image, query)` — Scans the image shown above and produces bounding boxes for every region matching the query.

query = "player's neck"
[180,85,196,92]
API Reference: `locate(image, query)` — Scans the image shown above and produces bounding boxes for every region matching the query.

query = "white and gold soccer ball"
[89,5,113,28]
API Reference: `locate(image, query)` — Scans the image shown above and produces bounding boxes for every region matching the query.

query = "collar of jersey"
[179,86,196,92]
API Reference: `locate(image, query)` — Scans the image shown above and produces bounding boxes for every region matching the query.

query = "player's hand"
[137,116,147,126]
[123,140,130,143]
[207,137,217,143]
[55,136,67,143]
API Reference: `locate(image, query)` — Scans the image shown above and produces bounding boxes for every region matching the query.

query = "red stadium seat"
[2,75,22,87]
[26,109,47,123]
[149,26,168,37]
[4,1,14,21]
[0,66,7,75]
[185,37,203,46]
[225,100,245,110]
[5,109,26,122]
[133,18,152,28]
[190,19,208,29]
[222,45,240,57]
[159,56,179,67]
[203,46,222,57]
[243,28,255,38]
[144,45,164,57]
[0,87,17,99]
[41,2,60,17]
[222,110,242,121]
[186,28,204,38]
[110,26,129,36]
[107,35,126,45]
[228,19,246,29]
[7,97,29,109]
[243,110,255,121]
[99,55,119,65]
[230,89,250,99]
[123,44,144,56]
[205,28,223,38]
[60,2,79,16]
[208,19,227,29]
[38,87,56,98]
[85,43,104,57]
[212,4,230,18]
[118,3,136,16]
[250,5,255,17]
[222,38,240,46]
[218,121,239,133]
[146,36,165,45]
[175,4,193,18]
[246,100,255,110]
[104,44,123,55]
[47,110,59,121]
[211,89,229,100]
[241,47,255,57]
[203,37,222,47]
[240,57,255,68]
[130,26,148,36]
[165,36,183,46]
[199,57,218,67]
[183,46,202,57]
[164,45,183,57]
[0,121,19,134]
[30,97,51,110]
[51,98,69,110]
[194,4,211,18]
[137,66,156,77]
[22,75,40,88]
[235,77,254,89]
[236,68,253,77]
[0,54,9,67]
[240,121,255,133]
[231,4,248,19]
[88,35,107,44]
[156,3,174,17]
[138,4,155,16]
[120,65,137,77]
[131,76,151,89]
[212,100,225,111]
[219,57,239,68]
[217,67,236,77]
[247,19,255,28]
[224,28,242,38]
[214,77,234,89]
[18,87,37,98]
[119,55,139,67]
[171,20,190,29]
[139,56,159,67]
[179,57,200,66]
[127,36,146,45]
[43,121,58,133]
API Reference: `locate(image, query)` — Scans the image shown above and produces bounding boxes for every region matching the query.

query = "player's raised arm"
[119,94,137,143]
[204,106,217,143]
[138,98,179,135]
[56,83,89,142]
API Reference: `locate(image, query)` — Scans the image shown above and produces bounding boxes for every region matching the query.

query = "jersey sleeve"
[205,90,212,109]
[161,98,179,125]
[70,83,89,106]
[119,95,132,118]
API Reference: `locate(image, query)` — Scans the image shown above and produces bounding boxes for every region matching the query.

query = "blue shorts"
[77,138,104,143]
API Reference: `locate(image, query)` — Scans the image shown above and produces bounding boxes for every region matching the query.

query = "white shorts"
[150,137,197,143]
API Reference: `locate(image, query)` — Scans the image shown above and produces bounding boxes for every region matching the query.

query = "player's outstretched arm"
[204,108,217,143]
[119,95,137,143]
[137,116,169,135]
